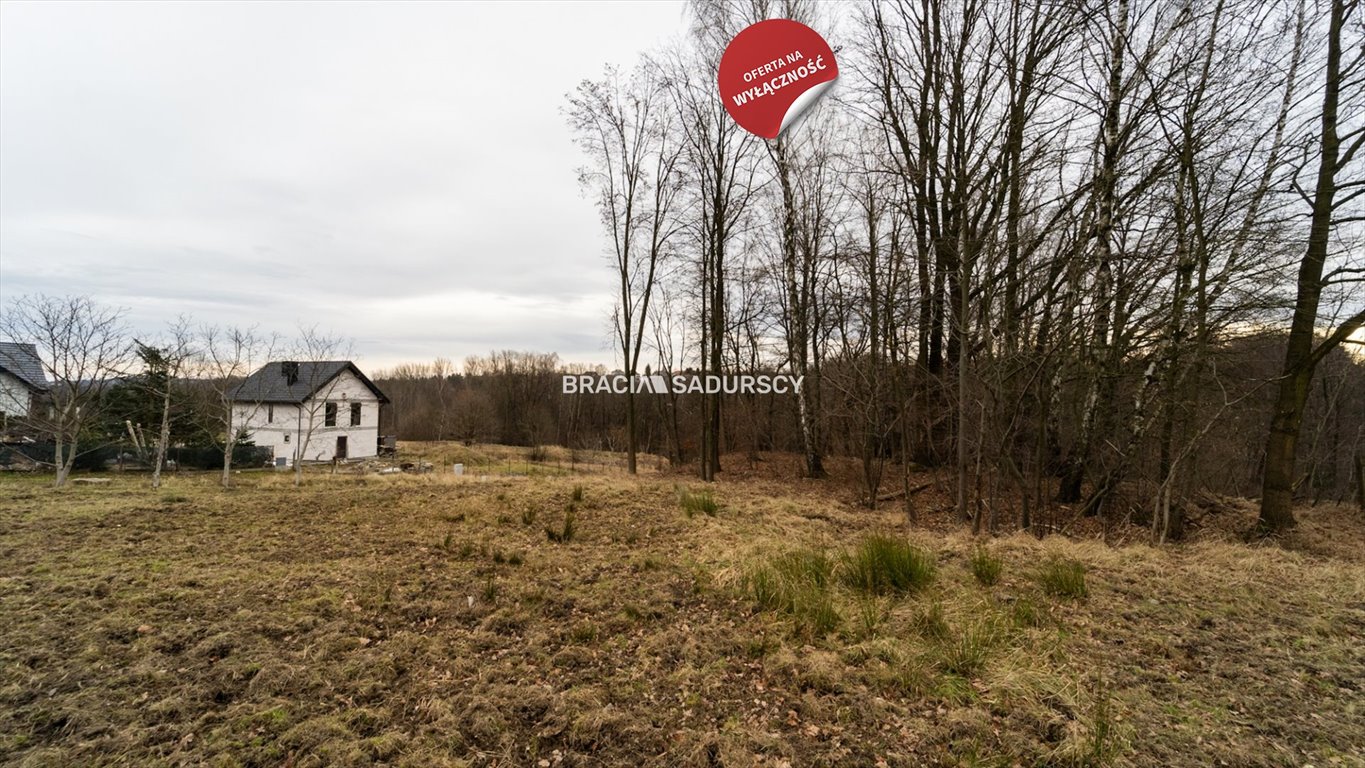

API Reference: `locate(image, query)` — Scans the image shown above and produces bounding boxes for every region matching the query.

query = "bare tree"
[137,316,196,489]
[1260,0,1365,531]
[197,324,280,488]
[568,62,685,474]
[289,326,352,486]
[0,295,129,487]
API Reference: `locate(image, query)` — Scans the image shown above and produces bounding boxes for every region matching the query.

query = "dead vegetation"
[0,457,1362,767]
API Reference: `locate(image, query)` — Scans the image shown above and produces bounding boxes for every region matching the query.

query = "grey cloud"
[0,0,685,369]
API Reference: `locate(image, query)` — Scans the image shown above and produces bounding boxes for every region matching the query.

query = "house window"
[350,402,362,426]
[324,402,337,427]
[267,404,274,423]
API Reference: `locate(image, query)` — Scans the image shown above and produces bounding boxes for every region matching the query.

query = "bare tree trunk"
[625,388,638,474]
[54,430,70,487]
[1259,0,1358,532]
[1355,452,1364,512]
[152,386,171,489]
[223,431,235,488]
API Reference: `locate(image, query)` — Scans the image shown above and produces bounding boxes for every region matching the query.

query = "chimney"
[281,361,299,386]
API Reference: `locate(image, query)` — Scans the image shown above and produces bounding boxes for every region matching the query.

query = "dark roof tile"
[0,342,49,392]
[227,361,388,404]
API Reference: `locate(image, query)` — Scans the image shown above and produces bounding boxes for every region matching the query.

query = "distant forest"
[373,341,1364,532]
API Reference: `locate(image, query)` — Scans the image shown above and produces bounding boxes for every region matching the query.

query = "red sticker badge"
[718,19,838,139]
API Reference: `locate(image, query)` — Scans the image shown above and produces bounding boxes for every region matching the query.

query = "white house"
[0,342,49,422]
[229,361,389,465]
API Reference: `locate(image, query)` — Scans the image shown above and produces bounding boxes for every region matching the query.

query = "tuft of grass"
[569,620,598,644]
[678,487,719,517]
[1039,557,1088,599]
[520,506,537,526]
[912,601,950,640]
[970,546,1003,586]
[853,597,887,640]
[936,620,997,677]
[799,592,841,639]
[545,507,576,543]
[1011,597,1044,628]
[840,535,936,595]
[160,493,189,504]
[1085,678,1117,767]
[570,484,585,503]
[482,576,498,603]
[744,548,841,639]
[772,548,833,587]
[744,634,779,659]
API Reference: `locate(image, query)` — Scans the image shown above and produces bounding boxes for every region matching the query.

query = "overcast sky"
[0,0,688,371]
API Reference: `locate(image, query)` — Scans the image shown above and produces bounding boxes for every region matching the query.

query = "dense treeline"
[373,339,1364,523]
[382,0,1363,535]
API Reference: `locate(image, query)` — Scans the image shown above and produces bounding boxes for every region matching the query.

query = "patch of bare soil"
[0,464,1361,767]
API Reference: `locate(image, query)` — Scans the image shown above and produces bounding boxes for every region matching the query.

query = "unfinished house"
[229,361,389,465]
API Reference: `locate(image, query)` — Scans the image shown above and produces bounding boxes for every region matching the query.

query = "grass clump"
[912,601,950,640]
[545,507,576,543]
[936,620,998,677]
[744,548,841,638]
[570,484,585,502]
[1039,557,1088,599]
[852,597,887,640]
[678,487,719,517]
[772,548,833,587]
[1011,596,1045,628]
[840,535,936,595]
[970,546,1002,586]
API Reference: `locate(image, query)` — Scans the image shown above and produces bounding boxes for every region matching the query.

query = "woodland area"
[381,0,1365,535]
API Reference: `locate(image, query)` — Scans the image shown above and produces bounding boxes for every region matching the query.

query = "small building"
[229,360,389,465]
[0,342,50,423]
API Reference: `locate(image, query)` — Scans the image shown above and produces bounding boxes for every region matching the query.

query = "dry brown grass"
[0,454,1362,767]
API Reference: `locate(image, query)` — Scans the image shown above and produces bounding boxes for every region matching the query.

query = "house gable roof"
[0,342,50,392]
[227,361,389,404]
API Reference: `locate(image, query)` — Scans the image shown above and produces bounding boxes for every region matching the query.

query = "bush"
[678,487,719,517]
[970,546,1003,586]
[840,535,936,595]
[1039,557,1088,599]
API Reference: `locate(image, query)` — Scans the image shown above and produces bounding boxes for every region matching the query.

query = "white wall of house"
[0,371,33,418]
[232,369,381,464]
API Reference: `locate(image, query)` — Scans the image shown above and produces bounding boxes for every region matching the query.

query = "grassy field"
[1,450,1362,767]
